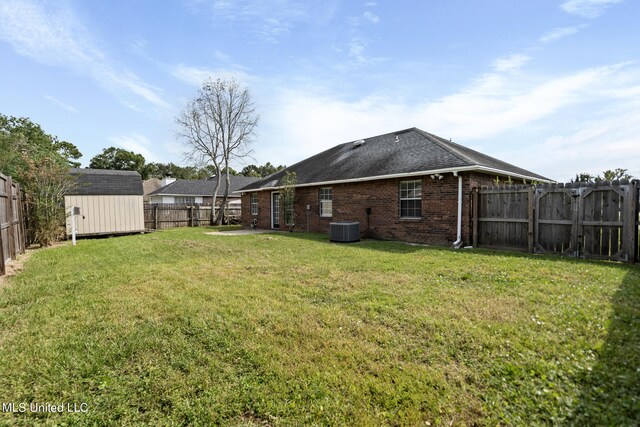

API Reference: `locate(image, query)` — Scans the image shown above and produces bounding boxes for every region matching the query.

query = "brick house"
[237,128,551,246]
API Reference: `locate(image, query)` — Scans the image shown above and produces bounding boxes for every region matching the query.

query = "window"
[250,193,258,215]
[400,180,422,218]
[319,187,332,217]
[175,196,196,205]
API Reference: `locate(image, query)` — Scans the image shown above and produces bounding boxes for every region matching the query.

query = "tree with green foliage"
[280,171,297,231]
[572,168,634,183]
[0,114,82,246]
[220,166,239,176]
[572,172,596,183]
[241,162,285,178]
[0,113,81,176]
[597,168,633,182]
[144,162,208,180]
[89,147,147,178]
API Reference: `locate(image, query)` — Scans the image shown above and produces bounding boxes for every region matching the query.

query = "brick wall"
[242,171,511,246]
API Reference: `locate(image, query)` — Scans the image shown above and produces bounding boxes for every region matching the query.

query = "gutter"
[149,194,241,197]
[452,172,463,249]
[235,165,552,194]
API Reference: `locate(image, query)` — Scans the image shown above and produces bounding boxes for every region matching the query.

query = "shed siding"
[65,195,144,236]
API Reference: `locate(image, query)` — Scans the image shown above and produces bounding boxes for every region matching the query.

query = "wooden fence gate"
[473,181,638,262]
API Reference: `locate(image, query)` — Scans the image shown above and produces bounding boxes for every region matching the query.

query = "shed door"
[271,192,280,229]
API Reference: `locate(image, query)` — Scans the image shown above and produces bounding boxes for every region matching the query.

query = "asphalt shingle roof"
[68,168,143,196]
[239,127,551,191]
[149,175,260,197]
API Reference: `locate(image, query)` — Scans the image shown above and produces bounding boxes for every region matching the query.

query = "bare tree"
[177,77,258,224]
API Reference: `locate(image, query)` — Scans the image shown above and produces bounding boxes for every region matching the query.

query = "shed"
[65,168,145,236]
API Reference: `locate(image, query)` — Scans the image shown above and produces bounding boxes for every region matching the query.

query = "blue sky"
[1,0,638,181]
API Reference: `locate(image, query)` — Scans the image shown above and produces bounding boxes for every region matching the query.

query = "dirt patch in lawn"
[205,229,275,236]
[0,242,67,287]
[0,251,32,287]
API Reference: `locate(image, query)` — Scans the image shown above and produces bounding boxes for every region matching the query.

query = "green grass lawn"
[0,227,638,426]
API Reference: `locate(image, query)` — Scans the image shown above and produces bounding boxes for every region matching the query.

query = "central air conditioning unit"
[330,221,360,243]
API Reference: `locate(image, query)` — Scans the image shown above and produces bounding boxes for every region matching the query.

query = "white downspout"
[452,172,463,249]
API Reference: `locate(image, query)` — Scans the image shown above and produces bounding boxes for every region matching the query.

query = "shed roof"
[68,168,143,196]
[239,127,552,191]
[149,175,259,197]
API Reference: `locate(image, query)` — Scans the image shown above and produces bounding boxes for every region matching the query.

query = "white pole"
[452,172,463,248]
[71,207,77,246]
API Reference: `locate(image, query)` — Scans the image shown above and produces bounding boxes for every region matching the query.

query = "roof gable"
[143,178,162,195]
[240,128,551,191]
[67,168,143,196]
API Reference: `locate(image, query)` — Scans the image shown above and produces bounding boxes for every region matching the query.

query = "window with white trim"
[175,196,196,205]
[399,180,422,218]
[319,187,332,217]
[250,193,258,215]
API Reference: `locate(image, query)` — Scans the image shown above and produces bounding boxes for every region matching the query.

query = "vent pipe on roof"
[353,139,365,147]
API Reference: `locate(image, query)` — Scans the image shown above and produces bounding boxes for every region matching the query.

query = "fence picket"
[143,204,241,230]
[473,181,639,262]
[0,173,28,276]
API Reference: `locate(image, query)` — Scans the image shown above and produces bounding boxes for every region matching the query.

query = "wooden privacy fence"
[0,173,28,276]
[144,204,241,230]
[472,180,639,262]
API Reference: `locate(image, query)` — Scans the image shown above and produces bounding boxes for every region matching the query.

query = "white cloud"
[0,0,170,111]
[109,133,160,162]
[43,94,78,114]
[251,90,405,168]
[171,64,254,87]
[255,59,640,182]
[423,64,622,140]
[214,50,232,63]
[561,0,623,18]
[349,39,366,60]
[363,11,379,23]
[187,0,326,43]
[492,54,530,72]
[539,25,585,43]
[335,37,387,70]
[519,103,640,180]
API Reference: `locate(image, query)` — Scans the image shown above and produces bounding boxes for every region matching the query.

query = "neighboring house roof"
[68,168,143,196]
[149,175,260,197]
[239,128,552,191]
[143,178,162,196]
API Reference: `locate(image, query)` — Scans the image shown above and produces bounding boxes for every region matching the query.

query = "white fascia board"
[236,166,552,193]
[154,193,240,197]
[472,166,554,183]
